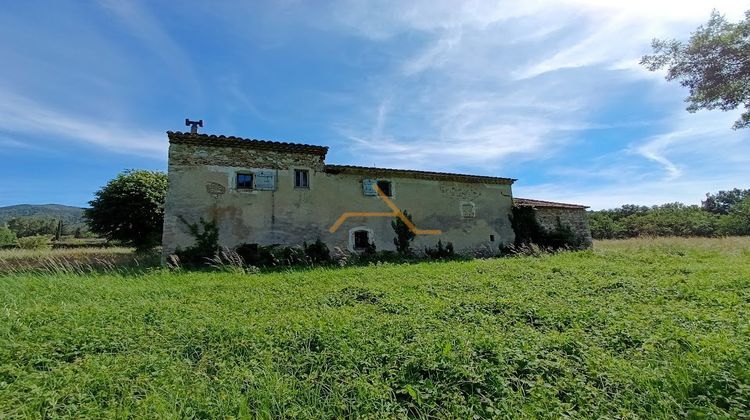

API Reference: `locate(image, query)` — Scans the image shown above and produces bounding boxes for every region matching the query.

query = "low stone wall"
[534,207,593,248]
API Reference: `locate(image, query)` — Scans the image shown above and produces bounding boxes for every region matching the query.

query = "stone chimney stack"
[185,118,203,134]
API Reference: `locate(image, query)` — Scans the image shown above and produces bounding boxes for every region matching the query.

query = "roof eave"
[324,164,515,185]
[166,131,329,156]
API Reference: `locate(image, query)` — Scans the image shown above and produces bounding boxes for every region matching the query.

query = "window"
[237,173,253,189]
[490,234,495,242]
[294,169,309,188]
[353,230,370,249]
[461,202,476,218]
[376,180,392,196]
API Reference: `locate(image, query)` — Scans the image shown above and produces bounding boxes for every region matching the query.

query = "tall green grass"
[0,247,158,275]
[0,238,748,417]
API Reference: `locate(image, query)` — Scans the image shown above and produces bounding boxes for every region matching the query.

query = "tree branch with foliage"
[702,188,750,214]
[641,10,750,129]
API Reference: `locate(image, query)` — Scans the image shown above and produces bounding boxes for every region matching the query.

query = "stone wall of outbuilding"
[532,207,592,248]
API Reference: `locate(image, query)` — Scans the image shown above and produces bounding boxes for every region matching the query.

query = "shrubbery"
[589,194,750,240]
[173,217,220,267]
[0,225,16,247]
[169,206,585,271]
[304,239,333,265]
[170,216,464,270]
[16,235,52,250]
[6,217,60,238]
[425,240,456,260]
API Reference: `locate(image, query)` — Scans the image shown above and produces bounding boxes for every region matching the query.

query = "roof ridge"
[324,164,515,185]
[167,131,328,155]
[514,197,589,209]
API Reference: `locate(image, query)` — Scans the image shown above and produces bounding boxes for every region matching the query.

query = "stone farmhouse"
[162,131,591,257]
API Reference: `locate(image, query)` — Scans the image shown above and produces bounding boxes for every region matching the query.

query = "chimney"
[185,118,203,134]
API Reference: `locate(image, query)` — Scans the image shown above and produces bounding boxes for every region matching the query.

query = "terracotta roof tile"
[167,131,329,156]
[514,198,589,209]
[324,164,515,185]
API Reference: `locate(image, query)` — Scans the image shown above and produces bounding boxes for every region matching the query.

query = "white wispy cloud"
[518,110,750,208]
[0,90,166,157]
[320,0,749,206]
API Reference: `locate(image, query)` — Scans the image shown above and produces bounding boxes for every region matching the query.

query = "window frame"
[294,169,310,189]
[236,172,254,190]
[348,227,374,252]
[376,179,393,197]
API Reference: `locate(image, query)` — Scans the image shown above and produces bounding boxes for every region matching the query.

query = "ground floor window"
[353,230,370,249]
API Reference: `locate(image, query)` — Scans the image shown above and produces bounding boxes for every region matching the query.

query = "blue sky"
[1,0,748,209]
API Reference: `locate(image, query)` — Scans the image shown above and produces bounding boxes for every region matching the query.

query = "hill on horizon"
[0,204,87,227]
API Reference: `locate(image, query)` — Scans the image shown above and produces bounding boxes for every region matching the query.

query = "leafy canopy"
[719,196,750,235]
[0,225,16,246]
[702,188,750,214]
[587,186,750,240]
[5,217,59,238]
[641,10,750,129]
[85,170,168,250]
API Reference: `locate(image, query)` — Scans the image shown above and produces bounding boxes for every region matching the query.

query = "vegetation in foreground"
[0,237,748,417]
[0,247,157,275]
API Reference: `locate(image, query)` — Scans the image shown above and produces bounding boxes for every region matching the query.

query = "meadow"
[1,237,749,417]
[0,247,156,274]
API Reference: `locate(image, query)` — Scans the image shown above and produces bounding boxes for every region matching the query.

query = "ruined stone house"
[513,198,592,245]
[162,131,591,257]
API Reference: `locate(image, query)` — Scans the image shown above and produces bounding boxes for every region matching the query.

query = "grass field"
[1,238,749,417]
[0,247,157,274]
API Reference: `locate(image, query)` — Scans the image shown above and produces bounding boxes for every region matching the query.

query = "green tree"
[54,220,63,241]
[6,217,57,237]
[719,196,750,235]
[588,212,621,240]
[641,10,750,129]
[392,210,416,255]
[626,204,719,237]
[589,203,722,239]
[0,224,16,246]
[702,188,750,214]
[85,170,168,250]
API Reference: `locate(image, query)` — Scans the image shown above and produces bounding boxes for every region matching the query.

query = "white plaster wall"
[162,144,515,257]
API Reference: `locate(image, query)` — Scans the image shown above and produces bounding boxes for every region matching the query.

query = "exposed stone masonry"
[533,207,593,247]
[169,143,326,170]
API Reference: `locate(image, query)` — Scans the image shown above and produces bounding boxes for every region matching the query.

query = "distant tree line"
[0,216,91,247]
[0,217,88,238]
[589,188,750,239]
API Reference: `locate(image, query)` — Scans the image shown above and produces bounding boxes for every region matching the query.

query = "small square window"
[376,180,392,197]
[353,230,370,249]
[237,173,253,189]
[294,169,309,188]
